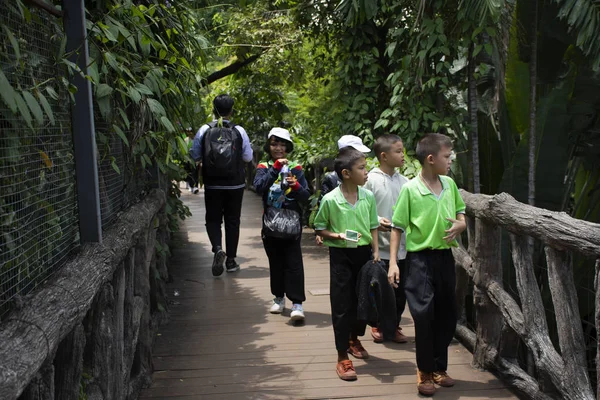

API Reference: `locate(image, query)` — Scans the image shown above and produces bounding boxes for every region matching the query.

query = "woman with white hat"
[254,128,310,322]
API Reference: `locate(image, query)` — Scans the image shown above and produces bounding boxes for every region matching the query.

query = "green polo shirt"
[314,186,380,248]
[392,175,466,251]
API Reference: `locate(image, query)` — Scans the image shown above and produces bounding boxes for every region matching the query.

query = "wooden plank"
[140,189,517,399]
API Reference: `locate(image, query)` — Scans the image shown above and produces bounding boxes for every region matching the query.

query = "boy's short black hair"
[334,147,365,180]
[415,133,453,164]
[213,94,234,117]
[264,135,294,157]
[373,134,402,160]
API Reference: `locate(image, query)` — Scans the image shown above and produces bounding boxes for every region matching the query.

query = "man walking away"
[190,94,253,276]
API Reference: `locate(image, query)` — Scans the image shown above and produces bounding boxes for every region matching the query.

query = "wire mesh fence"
[0,3,154,321]
[0,4,79,320]
[95,107,125,228]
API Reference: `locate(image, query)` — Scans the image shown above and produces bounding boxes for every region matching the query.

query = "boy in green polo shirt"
[313,146,380,382]
[388,133,466,396]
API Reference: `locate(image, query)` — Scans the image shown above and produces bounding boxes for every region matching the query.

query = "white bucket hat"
[268,127,292,143]
[337,135,371,152]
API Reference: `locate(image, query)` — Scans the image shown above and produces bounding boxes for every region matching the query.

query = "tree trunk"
[468,43,480,194]
[528,0,537,208]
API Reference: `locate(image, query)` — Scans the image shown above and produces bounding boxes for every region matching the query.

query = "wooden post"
[545,247,594,399]
[595,258,600,400]
[471,219,503,369]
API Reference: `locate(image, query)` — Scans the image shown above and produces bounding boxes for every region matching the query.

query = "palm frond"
[554,0,600,70]
[459,0,504,23]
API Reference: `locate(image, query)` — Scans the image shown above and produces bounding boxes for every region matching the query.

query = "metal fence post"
[63,0,102,243]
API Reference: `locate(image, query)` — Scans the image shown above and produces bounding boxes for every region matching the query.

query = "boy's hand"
[378,217,392,232]
[388,263,400,288]
[315,235,323,246]
[443,217,467,243]
[372,251,380,263]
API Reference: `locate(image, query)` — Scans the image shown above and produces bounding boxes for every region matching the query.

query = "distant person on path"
[190,94,253,276]
[363,134,409,344]
[184,127,200,194]
[313,146,380,381]
[254,128,310,322]
[388,133,466,396]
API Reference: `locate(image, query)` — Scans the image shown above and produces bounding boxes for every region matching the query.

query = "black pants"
[329,246,371,352]
[185,163,199,188]
[204,188,244,258]
[381,259,407,326]
[405,249,457,373]
[262,235,306,304]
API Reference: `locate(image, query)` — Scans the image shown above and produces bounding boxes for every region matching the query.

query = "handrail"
[454,190,600,400]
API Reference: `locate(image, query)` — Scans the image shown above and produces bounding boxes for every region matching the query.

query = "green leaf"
[87,61,100,84]
[147,98,166,116]
[160,116,175,132]
[2,24,20,60]
[118,108,130,129]
[46,86,59,101]
[110,157,121,174]
[104,52,119,71]
[96,83,113,98]
[177,136,188,155]
[113,124,129,146]
[484,43,493,56]
[22,90,43,125]
[0,69,17,112]
[97,96,111,119]
[127,86,141,103]
[37,91,55,125]
[134,83,153,95]
[14,92,33,129]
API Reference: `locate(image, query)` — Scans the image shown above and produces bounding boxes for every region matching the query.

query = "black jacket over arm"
[356,260,398,340]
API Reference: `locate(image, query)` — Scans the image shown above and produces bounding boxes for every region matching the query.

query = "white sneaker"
[269,297,285,314]
[290,304,305,321]
[192,187,199,194]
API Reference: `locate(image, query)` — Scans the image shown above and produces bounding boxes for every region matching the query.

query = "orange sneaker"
[371,326,383,343]
[336,360,357,381]
[417,370,436,396]
[433,370,455,387]
[393,327,408,343]
[347,339,369,359]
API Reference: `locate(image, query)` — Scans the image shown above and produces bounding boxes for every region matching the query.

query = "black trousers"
[262,235,306,304]
[185,163,199,188]
[204,188,244,258]
[381,259,407,326]
[405,249,457,373]
[329,246,371,352]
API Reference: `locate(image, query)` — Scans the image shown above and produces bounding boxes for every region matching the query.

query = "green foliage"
[554,0,600,70]
[84,0,209,229]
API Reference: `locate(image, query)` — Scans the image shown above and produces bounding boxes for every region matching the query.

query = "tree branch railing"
[453,190,600,400]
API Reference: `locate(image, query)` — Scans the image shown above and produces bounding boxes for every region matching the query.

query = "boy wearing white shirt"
[364,134,408,344]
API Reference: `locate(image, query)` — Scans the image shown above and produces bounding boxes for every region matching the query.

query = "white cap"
[337,135,371,152]
[268,127,292,143]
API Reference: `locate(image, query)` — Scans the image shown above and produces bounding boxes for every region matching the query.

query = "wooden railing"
[453,190,600,400]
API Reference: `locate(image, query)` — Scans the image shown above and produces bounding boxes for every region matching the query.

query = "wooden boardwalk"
[139,188,517,400]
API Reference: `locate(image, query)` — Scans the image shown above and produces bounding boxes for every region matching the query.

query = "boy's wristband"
[290,181,300,191]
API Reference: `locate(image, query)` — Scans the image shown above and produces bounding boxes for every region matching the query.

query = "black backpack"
[202,120,243,178]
